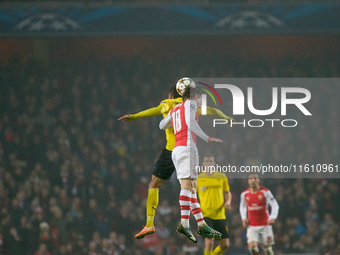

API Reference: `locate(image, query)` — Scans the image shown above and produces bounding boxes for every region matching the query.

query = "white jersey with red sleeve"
[159,100,210,148]
[239,186,279,227]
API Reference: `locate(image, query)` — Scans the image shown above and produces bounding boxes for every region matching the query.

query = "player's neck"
[250,186,259,193]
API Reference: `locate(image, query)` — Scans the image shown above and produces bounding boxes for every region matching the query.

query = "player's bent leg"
[204,238,214,255]
[191,179,197,194]
[177,180,197,243]
[263,245,274,255]
[190,193,222,240]
[179,179,192,228]
[135,176,164,239]
[190,192,205,226]
[145,176,164,227]
[145,175,164,228]
[248,241,260,255]
[213,238,229,255]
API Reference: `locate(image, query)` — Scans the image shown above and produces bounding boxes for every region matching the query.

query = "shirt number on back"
[171,110,181,134]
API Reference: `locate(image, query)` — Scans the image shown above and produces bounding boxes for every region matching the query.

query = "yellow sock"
[204,251,212,255]
[213,246,224,255]
[146,188,159,227]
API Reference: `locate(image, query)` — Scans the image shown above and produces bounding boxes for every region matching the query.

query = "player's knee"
[249,246,259,255]
[264,246,274,255]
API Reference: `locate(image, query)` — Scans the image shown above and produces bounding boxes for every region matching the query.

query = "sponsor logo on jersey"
[248,205,264,210]
[201,186,206,191]
[205,185,221,190]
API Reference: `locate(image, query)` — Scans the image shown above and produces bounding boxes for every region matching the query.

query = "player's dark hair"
[248,173,259,179]
[204,153,215,159]
[182,87,201,101]
[169,86,181,99]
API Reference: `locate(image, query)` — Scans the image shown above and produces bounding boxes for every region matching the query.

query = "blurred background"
[0,1,340,255]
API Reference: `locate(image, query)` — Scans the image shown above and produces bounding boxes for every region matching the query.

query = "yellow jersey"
[129,98,231,151]
[160,98,183,150]
[129,98,183,151]
[197,171,230,220]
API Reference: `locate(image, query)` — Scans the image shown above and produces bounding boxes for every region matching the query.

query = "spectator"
[34,243,52,255]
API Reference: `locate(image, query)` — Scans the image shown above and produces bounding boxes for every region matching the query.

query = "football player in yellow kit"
[118,86,233,239]
[197,154,232,255]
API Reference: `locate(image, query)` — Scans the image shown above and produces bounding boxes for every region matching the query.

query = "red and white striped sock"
[179,189,192,228]
[191,193,205,226]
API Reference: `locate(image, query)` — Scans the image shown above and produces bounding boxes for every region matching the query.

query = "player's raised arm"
[159,112,173,130]
[265,190,279,224]
[199,106,234,123]
[185,101,223,143]
[239,192,248,228]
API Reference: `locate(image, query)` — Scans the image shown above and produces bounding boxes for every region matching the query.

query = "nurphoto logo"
[199,84,312,128]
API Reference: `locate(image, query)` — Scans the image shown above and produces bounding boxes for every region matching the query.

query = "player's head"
[168,86,181,99]
[202,153,215,167]
[182,87,202,106]
[248,174,260,188]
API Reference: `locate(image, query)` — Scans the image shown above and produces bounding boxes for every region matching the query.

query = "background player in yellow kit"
[197,154,232,255]
[118,85,233,239]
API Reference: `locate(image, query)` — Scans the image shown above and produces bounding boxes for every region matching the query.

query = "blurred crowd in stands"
[0,53,339,255]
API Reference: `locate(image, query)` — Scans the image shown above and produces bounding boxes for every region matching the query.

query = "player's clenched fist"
[242,219,249,228]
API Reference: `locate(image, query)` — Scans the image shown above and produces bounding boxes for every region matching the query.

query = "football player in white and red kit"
[239,174,279,255]
[159,87,223,243]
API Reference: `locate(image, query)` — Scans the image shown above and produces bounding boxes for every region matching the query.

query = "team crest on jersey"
[201,186,206,191]
[190,104,196,111]
[258,195,263,200]
[246,197,249,200]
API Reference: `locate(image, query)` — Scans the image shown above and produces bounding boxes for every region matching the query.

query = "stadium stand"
[0,54,339,255]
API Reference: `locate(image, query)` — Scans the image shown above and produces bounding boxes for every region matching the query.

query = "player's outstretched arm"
[186,101,223,143]
[159,112,172,130]
[118,103,169,121]
[198,106,235,123]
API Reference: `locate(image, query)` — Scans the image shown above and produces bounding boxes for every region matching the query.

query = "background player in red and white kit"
[240,174,279,255]
[159,87,223,243]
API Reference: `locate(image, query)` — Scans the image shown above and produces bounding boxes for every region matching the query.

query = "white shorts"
[247,225,275,245]
[172,146,199,179]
